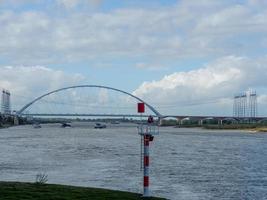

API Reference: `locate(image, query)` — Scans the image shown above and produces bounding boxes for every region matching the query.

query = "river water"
[0,123,267,200]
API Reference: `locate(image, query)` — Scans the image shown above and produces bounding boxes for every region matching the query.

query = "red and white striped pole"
[137,102,152,197]
[143,134,150,197]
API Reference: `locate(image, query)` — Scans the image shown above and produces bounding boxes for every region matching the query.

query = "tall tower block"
[1,89,11,114]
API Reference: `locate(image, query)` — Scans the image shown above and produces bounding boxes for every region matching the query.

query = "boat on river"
[94,123,106,129]
[33,123,41,128]
[61,123,71,128]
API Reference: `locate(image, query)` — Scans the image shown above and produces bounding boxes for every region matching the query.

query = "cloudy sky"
[1,0,267,116]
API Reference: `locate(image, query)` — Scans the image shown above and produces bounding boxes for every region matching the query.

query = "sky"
[1,0,267,116]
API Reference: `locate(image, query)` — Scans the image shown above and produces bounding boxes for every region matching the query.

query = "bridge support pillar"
[175,119,180,126]
[159,118,163,126]
[198,120,203,126]
[14,116,19,125]
[218,119,223,125]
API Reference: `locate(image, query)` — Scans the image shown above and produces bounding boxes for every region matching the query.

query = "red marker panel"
[138,103,145,113]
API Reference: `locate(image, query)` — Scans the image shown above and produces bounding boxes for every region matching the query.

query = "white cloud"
[133,56,267,116]
[1,1,267,116]
[0,66,147,115]
[57,0,80,9]
[194,4,267,35]
[135,62,167,71]
[248,0,267,6]
[0,66,85,111]
[0,0,40,5]
[0,1,267,66]
[56,0,102,9]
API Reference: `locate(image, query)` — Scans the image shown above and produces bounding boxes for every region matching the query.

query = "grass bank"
[0,182,166,200]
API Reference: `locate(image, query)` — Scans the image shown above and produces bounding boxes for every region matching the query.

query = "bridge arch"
[17,85,162,117]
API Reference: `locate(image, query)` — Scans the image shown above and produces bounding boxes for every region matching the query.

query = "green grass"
[0,182,166,200]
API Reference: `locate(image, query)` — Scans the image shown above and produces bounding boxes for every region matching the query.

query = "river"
[0,123,267,200]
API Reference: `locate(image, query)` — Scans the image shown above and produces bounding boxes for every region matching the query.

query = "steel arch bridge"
[17,85,162,118]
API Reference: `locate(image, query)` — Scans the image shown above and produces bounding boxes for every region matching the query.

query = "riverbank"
[172,124,267,132]
[202,124,267,132]
[0,123,13,129]
[248,127,267,132]
[0,182,166,200]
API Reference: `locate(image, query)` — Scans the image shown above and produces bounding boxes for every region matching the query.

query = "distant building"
[233,90,257,119]
[1,89,11,115]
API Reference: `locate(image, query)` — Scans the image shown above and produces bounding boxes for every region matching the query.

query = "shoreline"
[172,124,267,133]
[0,124,13,129]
